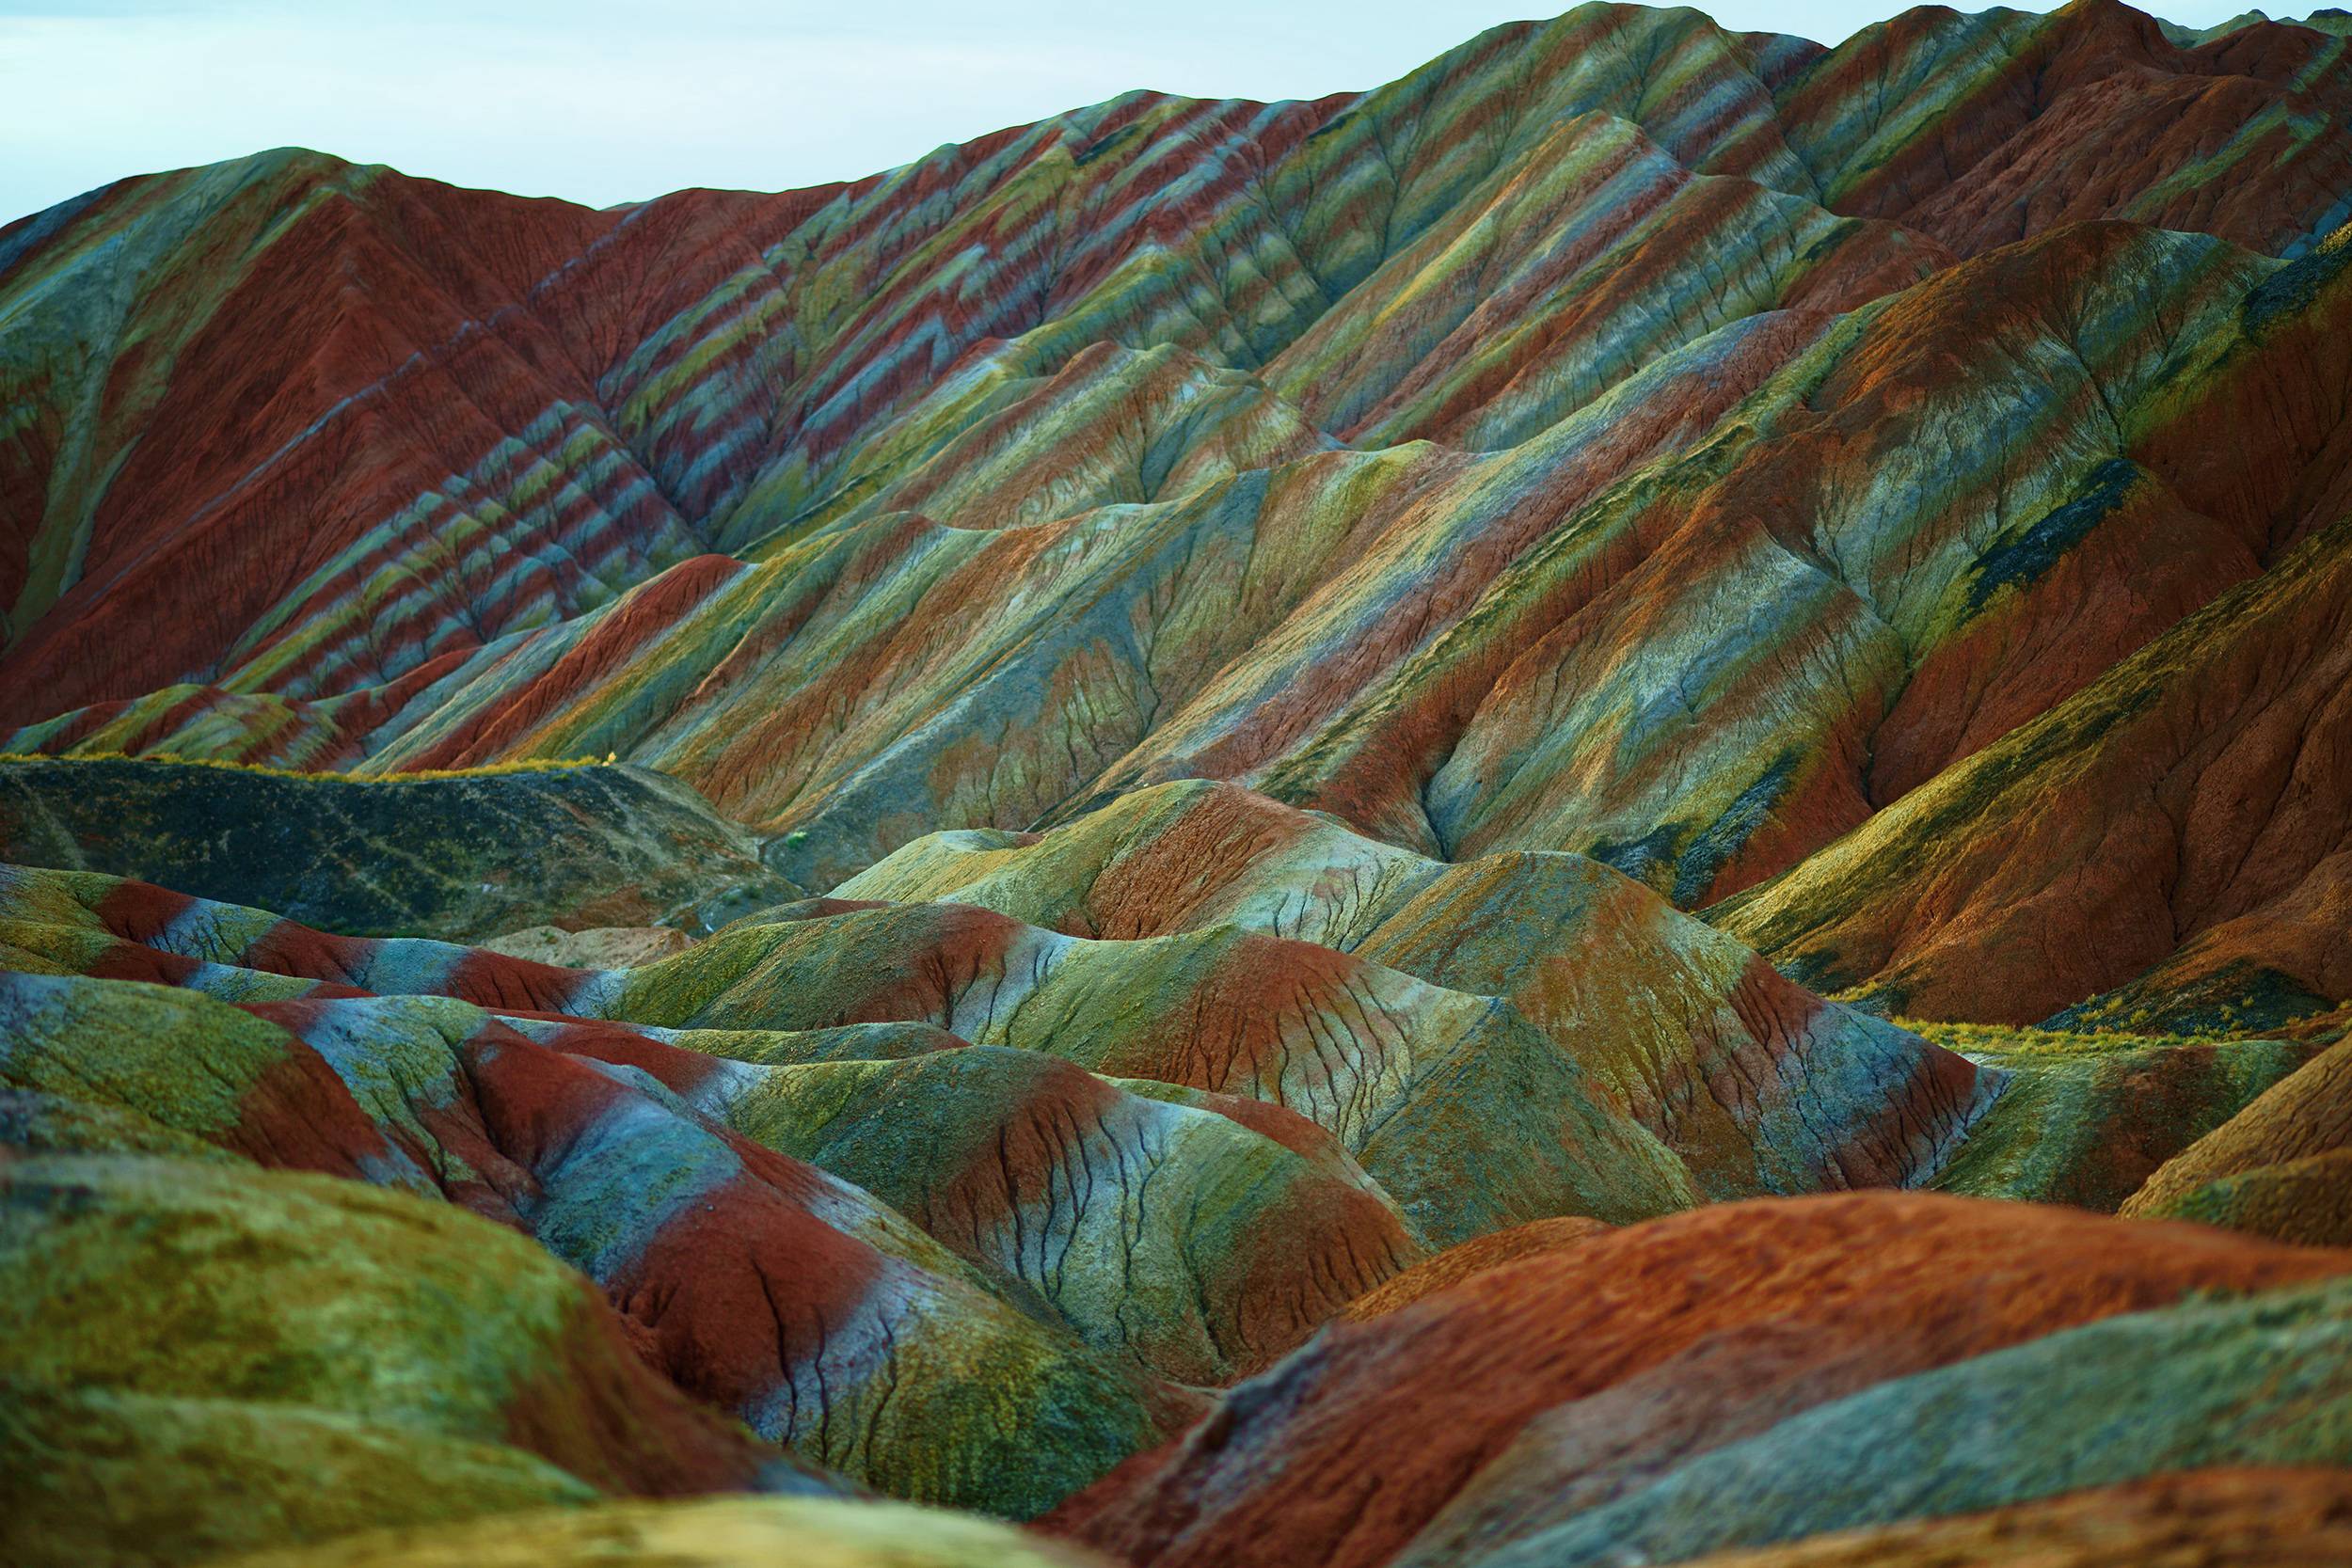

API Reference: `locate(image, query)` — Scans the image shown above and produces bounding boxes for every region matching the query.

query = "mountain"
[4,3,2352,1566]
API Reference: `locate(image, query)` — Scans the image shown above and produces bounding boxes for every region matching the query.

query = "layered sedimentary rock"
[3,10,2347,1066]
[1054,1195,2352,1568]
[0,1152,832,1568]
[1447,1275,2352,1567]
[0,821,2016,1244]
[210,1498,1113,1568]
[1923,1027,2319,1208]
[1650,1469,2352,1568]
[1338,1217,1615,1321]
[5,2,2352,1564]
[1716,508,2352,1027]
[2123,1030,2352,1242]
[0,965,1196,1516]
[840,782,1995,1203]
[0,755,795,937]
[4,8,2347,960]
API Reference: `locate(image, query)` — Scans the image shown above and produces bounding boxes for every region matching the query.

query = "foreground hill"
[5,781,2344,1561]
[5,1,2352,1564]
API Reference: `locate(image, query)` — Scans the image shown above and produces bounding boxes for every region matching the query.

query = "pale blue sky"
[1,0,2266,227]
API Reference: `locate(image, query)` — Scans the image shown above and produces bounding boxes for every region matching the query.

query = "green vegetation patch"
[0,975,297,1140]
[0,1154,584,1436]
[0,1382,594,1568]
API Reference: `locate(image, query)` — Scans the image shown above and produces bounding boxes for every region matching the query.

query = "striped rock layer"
[1053,1195,2352,1568]
[6,4,2352,1567]
[1,4,2348,1038]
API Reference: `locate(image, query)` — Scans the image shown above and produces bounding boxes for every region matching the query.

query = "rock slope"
[1054,1195,2352,1568]
[4,2,2352,1564]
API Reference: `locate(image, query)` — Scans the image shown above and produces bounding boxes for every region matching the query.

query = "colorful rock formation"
[1642,1469,2352,1567]
[2123,1031,2352,1243]
[1451,1274,2352,1567]
[839,782,1994,1205]
[5,1,2352,1563]
[0,1151,831,1568]
[0,969,1197,1517]
[4,8,2346,929]
[0,755,796,938]
[210,1498,1114,1568]
[1053,1195,2352,1568]
[1919,1025,2320,1208]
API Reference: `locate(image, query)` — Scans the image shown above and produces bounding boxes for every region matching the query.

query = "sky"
[0,0,2271,228]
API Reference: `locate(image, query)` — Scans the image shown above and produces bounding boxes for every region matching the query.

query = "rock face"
[838,783,1995,1208]
[2123,1032,2352,1243]
[5,2,2352,1565]
[1051,1194,2352,1568]
[1645,1469,2352,1567]
[0,1152,834,1568]
[0,967,1198,1519]
[1338,1217,1616,1322]
[1923,1028,2321,1209]
[1,8,2345,905]
[1446,1274,2352,1568]
[1714,510,2352,1027]
[0,756,796,938]
[0,832,2008,1249]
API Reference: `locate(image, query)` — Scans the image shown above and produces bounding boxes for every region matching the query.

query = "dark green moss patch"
[1964,458,2141,614]
[1587,823,1684,889]
[1672,750,1800,906]
[2050,960,2334,1037]
[2240,233,2352,336]
[0,757,792,939]
[1072,124,1141,166]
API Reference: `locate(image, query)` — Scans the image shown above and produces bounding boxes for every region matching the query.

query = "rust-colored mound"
[1340,1217,1613,1322]
[1052,1193,2352,1568]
